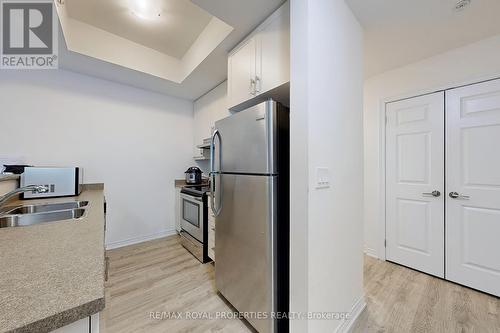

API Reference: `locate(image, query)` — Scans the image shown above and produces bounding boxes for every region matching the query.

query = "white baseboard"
[364,246,379,259]
[106,229,178,250]
[335,296,367,333]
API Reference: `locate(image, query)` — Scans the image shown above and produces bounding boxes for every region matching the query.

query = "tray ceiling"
[65,0,213,59]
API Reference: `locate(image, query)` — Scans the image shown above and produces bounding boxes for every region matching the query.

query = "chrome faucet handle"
[0,185,49,208]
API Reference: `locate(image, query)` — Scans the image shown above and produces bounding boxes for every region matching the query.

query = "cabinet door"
[52,317,89,333]
[174,187,181,232]
[257,4,290,94]
[228,36,257,108]
[207,196,216,261]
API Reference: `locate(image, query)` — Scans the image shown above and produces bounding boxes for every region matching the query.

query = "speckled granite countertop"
[0,186,105,333]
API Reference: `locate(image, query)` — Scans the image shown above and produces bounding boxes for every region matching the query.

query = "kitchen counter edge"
[0,185,105,333]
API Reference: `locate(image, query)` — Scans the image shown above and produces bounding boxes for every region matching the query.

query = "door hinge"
[385,115,388,124]
[384,239,387,247]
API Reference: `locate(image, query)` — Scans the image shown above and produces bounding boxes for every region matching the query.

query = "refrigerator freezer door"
[215,173,277,333]
[215,100,277,175]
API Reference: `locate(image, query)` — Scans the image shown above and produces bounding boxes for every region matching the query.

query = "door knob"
[449,192,470,199]
[422,190,441,197]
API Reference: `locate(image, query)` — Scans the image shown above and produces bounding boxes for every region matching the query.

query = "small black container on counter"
[185,166,202,185]
[3,165,32,174]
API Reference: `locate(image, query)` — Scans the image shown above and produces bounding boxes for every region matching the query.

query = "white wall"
[364,34,500,259]
[290,1,365,332]
[289,0,309,330]
[192,81,231,174]
[0,70,194,247]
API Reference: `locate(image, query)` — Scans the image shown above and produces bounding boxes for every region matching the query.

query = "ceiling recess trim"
[54,1,233,84]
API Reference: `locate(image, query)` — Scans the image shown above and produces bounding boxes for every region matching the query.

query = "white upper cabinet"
[227,1,290,110]
[257,4,290,94]
[228,37,258,108]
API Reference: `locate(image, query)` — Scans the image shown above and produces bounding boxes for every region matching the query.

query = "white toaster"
[20,167,83,199]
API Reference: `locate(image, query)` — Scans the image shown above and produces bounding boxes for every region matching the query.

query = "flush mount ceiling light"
[455,0,472,11]
[130,0,162,20]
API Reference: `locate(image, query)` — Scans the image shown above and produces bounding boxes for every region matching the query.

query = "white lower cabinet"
[52,313,99,333]
[207,197,216,261]
[90,313,99,333]
[175,187,181,232]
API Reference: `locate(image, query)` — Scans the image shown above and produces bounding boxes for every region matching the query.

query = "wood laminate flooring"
[352,256,500,333]
[101,236,500,333]
[101,236,254,333]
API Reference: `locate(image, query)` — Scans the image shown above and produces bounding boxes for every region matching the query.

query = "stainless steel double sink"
[0,201,89,228]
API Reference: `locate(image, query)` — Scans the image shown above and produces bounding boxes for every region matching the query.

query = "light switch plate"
[315,167,330,189]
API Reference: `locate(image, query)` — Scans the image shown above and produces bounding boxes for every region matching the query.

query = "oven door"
[180,193,204,242]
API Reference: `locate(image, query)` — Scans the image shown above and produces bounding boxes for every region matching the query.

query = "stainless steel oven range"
[179,185,211,263]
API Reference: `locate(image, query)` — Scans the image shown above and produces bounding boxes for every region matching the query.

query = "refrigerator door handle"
[210,129,222,216]
[210,178,222,217]
[210,129,219,174]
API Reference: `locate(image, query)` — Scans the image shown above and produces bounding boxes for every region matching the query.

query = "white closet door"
[446,79,500,296]
[386,92,445,277]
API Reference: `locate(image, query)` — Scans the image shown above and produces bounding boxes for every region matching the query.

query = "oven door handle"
[210,129,222,217]
[180,193,202,202]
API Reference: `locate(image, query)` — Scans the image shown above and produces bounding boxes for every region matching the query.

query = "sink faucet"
[0,185,49,208]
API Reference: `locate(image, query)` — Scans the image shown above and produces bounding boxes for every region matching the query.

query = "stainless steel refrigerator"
[210,99,289,333]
